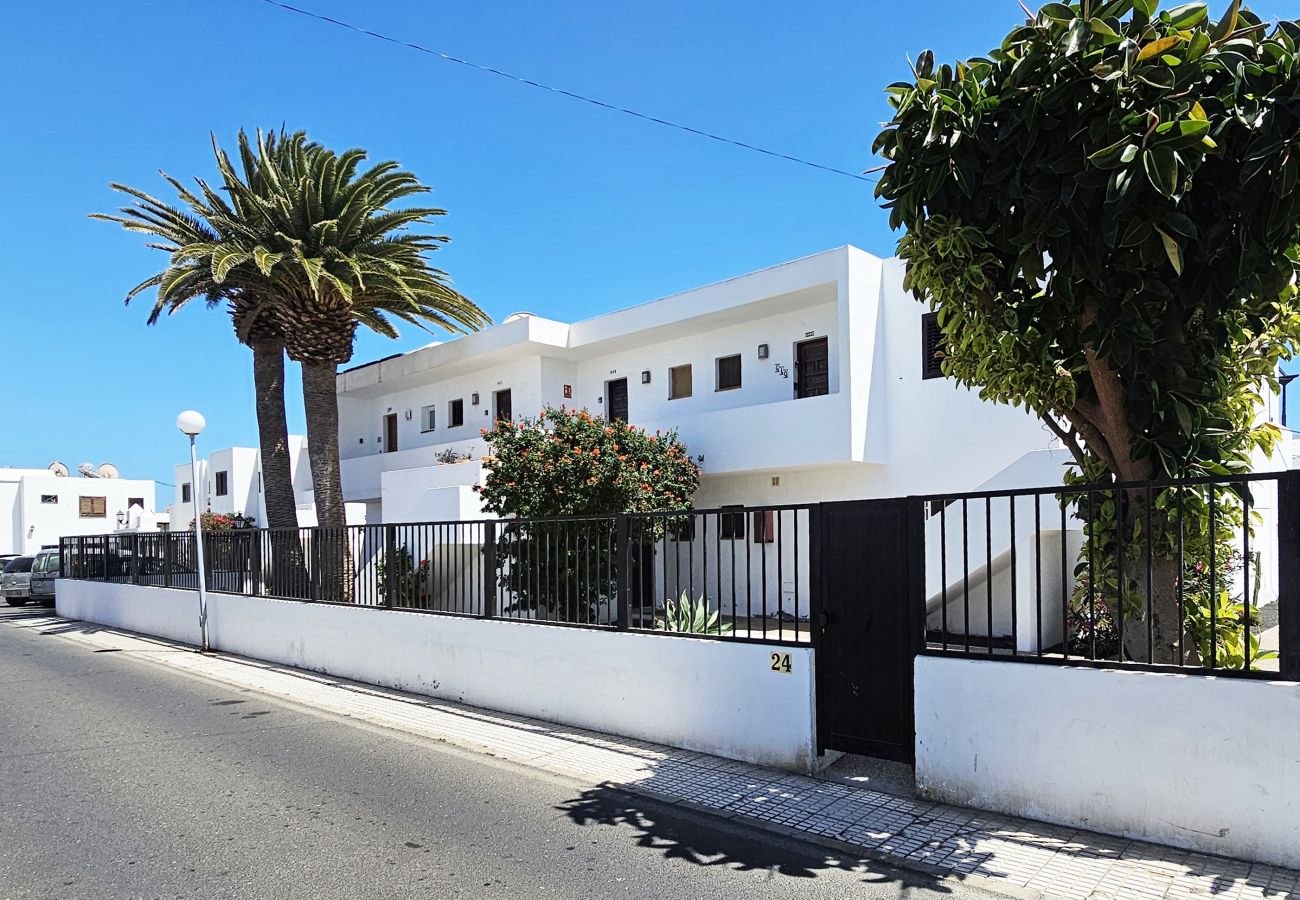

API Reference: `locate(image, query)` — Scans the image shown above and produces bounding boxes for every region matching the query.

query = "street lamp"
[177,410,210,652]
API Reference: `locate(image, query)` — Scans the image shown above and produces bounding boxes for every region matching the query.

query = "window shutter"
[752,509,775,544]
[921,312,945,380]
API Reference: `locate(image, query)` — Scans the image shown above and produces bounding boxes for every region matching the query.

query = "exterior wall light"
[758,344,769,359]
[471,392,480,405]
[641,370,651,384]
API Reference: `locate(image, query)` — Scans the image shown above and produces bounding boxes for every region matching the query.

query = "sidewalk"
[14,613,1297,900]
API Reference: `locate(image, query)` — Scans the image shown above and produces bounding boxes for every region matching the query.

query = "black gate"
[814,498,924,762]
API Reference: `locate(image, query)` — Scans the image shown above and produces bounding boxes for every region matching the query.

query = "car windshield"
[33,554,57,573]
[4,557,34,574]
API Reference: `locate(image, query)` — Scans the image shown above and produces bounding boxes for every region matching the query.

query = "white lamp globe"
[176,410,206,437]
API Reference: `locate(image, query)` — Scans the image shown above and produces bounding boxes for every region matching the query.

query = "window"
[128,497,144,509]
[214,471,229,497]
[669,364,693,400]
[921,311,945,380]
[752,509,775,544]
[720,505,745,540]
[421,404,436,432]
[181,483,191,503]
[716,354,742,391]
[78,496,106,518]
[40,494,57,504]
[449,398,464,427]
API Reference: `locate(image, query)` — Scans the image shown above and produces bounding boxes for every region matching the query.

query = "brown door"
[383,413,398,453]
[494,389,512,423]
[795,337,829,398]
[606,378,629,422]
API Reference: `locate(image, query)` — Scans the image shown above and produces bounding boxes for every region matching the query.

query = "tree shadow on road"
[557,782,957,893]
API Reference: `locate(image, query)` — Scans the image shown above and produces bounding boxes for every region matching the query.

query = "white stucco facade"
[336,246,1055,522]
[0,467,160,555]
[167,436,365,530]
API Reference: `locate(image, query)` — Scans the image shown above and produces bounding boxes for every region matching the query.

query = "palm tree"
[215,131,490,542]
[101,129,489,601]
[91,143,302,541]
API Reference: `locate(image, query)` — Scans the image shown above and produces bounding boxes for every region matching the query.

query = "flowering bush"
[476,406,701,617]
[189,511,237,530]
[475,406,700,518]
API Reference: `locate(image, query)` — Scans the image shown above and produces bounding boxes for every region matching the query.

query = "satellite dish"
[97,463,120,479]
[48,461,69,477]
[77,463,98,478]
[503,311,536,323]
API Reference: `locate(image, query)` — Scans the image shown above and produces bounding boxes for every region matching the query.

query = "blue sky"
[0,0,1293,485]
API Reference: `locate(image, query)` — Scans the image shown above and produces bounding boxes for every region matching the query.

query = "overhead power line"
[256,0,876,184]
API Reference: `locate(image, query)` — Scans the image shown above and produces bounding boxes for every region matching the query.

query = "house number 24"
[769,652,793,674]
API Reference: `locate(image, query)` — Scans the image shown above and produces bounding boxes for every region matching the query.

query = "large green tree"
[874,1,1300,662]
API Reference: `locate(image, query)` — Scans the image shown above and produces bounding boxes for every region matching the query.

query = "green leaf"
[1039,2,1075,22]
[1143,146,1179,197]
[1090,19,1121,42]
[1162,2,1208,28]
[1156,226,1184,275]
[1211,0,1239,42]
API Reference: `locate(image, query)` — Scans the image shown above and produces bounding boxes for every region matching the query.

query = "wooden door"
[795,338,829,399]
[383,413,398,453]
[607,378,629,422]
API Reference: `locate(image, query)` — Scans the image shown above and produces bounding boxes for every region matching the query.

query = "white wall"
[915,655,1300,868]
[3,474,158,555]
[56,579,819,773]
[56,579,201,645]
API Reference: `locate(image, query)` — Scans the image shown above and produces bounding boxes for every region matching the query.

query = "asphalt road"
[0,607,997,900]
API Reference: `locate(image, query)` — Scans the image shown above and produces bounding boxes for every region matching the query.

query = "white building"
[169,436,365,531]
[336,245,1059,522]
[0,465,161,555]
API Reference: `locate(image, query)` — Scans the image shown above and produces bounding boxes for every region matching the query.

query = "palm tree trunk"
[251,338,308,598]
[300,359,352,601]
[252,339,299,530]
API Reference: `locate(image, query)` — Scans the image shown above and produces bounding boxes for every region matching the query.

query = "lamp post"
[177,410,210,652]
[1281,373,1298,429]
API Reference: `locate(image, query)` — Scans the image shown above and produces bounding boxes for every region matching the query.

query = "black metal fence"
[59,505,816,646]
[916,470,1300,679]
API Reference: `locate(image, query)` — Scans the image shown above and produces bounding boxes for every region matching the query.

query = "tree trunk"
[300,359,352,601]
[251,339,299,530]
[1120,553,1184,665]
[251,339,309,598]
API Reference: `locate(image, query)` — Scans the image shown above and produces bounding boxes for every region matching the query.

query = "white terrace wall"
[56,579,818,773]
[914,655,1300,869]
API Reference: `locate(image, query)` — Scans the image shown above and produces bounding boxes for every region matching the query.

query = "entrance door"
[494,389,512,424]
[383,413,398,453]
[607,378,629,422]
[795,337,829,399]
[814,498,922,762]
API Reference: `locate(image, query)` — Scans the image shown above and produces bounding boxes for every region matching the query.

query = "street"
[0,607,995,900]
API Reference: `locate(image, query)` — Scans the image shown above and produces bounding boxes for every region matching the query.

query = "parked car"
[1,556,35,606]
[28,549,59,606]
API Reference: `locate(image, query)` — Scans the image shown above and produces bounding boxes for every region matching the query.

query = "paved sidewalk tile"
[14,614,1297,900]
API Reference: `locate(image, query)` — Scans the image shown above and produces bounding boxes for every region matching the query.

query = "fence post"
[1278,471,1300,681]
[77,536,86,580]
[164,534,173,589]
[249,530,262,596]
[905,497,927,655]
[101,536,109,582]
[482,520,497,618]
[130,534,140,584]
[615,515,630,630]
[383,525,397,609]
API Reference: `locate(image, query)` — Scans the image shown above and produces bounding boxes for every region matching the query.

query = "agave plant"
[655,592,731,636]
